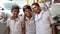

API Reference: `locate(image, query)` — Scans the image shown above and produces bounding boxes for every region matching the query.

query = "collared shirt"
[7,16,23,34]
[25,17,35,34]
[35,11,56,34]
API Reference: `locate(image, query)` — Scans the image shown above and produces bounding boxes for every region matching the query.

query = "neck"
[27,15,32,19]
[11,16,18,20]
[37,10,41,14]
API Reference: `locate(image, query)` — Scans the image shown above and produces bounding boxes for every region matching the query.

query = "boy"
[23,5,35,34]
[7,5,23,34]
[31,3,56,34]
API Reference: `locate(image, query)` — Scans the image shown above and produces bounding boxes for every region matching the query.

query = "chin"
[14,15,18,16]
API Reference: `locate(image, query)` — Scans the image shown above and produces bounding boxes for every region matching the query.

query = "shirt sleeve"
[48,11,57,24]
[6,18,10,27]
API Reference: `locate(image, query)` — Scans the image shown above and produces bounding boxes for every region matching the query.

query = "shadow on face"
[32,5,41,14]
[11,9,20,16]
[24,9,32,17]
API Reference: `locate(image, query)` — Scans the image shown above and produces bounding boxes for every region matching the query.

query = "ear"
[30,11,32,14]
[11,10,13,13]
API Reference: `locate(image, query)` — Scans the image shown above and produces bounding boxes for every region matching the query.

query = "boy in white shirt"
[32,3,56,34]
[7,5,23,34]
[23,5,35,34]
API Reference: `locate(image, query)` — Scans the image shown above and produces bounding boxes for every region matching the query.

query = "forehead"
[32,5,36,8]
[24,9,32,13]
[12,9,20,12]
[13,9,19,11]
[32,5,38,8]
[25,9,31,11]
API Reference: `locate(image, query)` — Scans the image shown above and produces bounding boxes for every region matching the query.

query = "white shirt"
[25,17,35,34]
[35,11,56,34]
[7,16,23,34]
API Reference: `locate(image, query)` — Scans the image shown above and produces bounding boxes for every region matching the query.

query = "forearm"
[52,24,56,34]
[22,28,25,34]
[21,19,25,34]
[7,27,10,34]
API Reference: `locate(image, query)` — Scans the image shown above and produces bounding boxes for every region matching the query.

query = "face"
[24,9,32,17]
[32,5,41,14]
[11,9,19,16]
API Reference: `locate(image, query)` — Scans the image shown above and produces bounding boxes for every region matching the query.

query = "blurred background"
[0,0,60,34]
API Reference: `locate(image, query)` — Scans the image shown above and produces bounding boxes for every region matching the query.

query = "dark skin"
[32,5,56,34]
[22,9,33,34]
[32,5,41,14]
[7,9,20,34]
[21,18,25,34]
[21,17,25,34]
[52,24,56,34]
[11,9,19,20]
[24,9,32,19]
[7,27,10,34]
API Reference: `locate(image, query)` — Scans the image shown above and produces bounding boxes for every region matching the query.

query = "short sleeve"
[6,18,10,27]
[48,11,57,24]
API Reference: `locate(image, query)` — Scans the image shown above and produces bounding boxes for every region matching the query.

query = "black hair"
[32,3,39,6]
[23,5,31,12]
[11,5,20,12]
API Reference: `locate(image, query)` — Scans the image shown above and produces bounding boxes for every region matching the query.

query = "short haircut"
[11,5,20,10]
[32,3,39,6]
[23,5,31,12]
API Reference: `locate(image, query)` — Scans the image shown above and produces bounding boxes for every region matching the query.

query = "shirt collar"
[35,11,45,21]
[15,16,20,21]
[26,17,34,21]
[36,11,44,16]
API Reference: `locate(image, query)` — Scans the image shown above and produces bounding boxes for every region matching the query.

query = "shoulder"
[6,17,11,23]
[44,11,49,13]
[43,11,51,15]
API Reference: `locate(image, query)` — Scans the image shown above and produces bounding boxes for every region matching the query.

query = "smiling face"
[11,9,19,17]
[24,9,32,17]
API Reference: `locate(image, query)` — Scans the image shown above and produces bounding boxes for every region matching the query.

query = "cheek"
[25,12,31,16]
[34,8,37,12]
[25,12,28,15]
[34,8,38,11]
[15,12,19,14]
[13,12,19,15]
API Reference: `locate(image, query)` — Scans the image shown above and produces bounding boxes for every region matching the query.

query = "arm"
[48,11,56,34]
[51,24,56,34]
[21,17,25,34]
[6,18,10,34]
[7,26,10,34]
[49,16,56,34]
